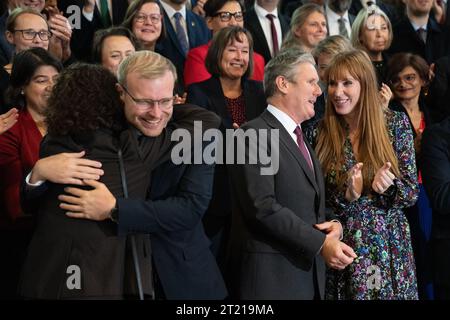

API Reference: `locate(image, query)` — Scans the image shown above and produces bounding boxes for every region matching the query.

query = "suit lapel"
[246,10,271,60]
[261,110,320,195]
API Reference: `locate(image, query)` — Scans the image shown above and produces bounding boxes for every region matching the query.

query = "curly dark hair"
[45,63,125,136]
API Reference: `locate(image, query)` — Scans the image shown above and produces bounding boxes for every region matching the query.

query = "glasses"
[212,11,244,22]
[120,84,175,110]
[389,74,417,87]
[134,13,162,24]
[14,29,52,41]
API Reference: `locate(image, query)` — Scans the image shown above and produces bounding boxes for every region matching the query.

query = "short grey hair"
[117,50,177,86]
[351,5,393,52]
[264,48,315,98]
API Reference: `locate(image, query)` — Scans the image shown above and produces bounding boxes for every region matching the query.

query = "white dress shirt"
[254,3,283,57]
[82,0,113,22]
[325,4,352,37]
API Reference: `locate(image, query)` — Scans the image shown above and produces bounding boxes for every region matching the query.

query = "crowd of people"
[1,0,450,300]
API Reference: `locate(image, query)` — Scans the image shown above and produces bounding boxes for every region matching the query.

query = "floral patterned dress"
[306,110,419,300]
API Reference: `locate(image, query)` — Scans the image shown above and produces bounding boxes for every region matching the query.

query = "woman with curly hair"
[18,53,219,299]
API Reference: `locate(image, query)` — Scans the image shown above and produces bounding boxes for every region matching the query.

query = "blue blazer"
[156,5,210,93]
[117,160,227,300]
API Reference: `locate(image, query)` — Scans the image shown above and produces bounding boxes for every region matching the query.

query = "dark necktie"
[266,14,279,56]
[174,12,189,56]
[294,126,314,172]
[338,17,349,38]
[100,0,111,27]
[417,27,427,44]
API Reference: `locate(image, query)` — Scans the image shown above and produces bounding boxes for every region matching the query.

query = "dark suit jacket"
[421,117,450,290]
[117,160,227,300]
[186,77,267,266]
[0,11,13,65]
[389,16,450,64]
[422,117,450,239]
[58,0,129,61]
[428,55,450,123]
[156,6,211,94]
[244,8,290,64]
[226,109,331,299]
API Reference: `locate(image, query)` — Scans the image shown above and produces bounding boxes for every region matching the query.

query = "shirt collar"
[267,104,300,134]
[160,1,186,20]
[410,21,427,32]
[254,2,279,20]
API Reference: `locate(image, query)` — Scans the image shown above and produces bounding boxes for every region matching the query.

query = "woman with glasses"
[281,3,327,53]
[351,5,393,86]
[386,52,434,300]
[92,27,137,75]
[0,48,61,298]
[184,0,265,87]
[122,0,165,52]
[186,26,267,270]
[306,50,419,299]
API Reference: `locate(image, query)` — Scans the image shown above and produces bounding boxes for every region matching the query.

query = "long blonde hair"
[315,50,400,191]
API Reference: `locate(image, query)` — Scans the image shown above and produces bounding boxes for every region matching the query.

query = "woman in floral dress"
[307,50,419,299]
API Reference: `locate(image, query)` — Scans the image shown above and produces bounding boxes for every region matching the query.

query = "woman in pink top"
[184,0,264,87]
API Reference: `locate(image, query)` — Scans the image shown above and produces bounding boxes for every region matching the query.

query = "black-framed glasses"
[389,74,417,87]
[120,84,175,110]
[134,13,162,24]
[14,29,52,41]
[212,11,244,22]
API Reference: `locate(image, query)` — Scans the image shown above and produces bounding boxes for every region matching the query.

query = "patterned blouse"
[225,94,246,127]
[306,110,419,300]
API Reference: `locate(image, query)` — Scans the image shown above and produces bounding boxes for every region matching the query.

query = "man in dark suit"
[422,117,450,299]
[427,54,450,122]
[226,48,356,299]
[388,0,450,64]
[156,0,211,94]
[58,0,129,61]
[244,0,289,64]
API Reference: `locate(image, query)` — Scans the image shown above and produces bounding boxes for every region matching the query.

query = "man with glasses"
[157,0,210,94]
[244,0,289,64]
[23,51,226,299]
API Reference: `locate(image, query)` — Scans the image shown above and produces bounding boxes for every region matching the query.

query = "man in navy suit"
[156,0,211,94]
[244,0,290,64]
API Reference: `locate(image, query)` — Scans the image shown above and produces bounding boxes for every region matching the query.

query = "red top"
[184,42,265,87]
[417,114,426,184]
[225,94,246,127]
[0,108,42,226]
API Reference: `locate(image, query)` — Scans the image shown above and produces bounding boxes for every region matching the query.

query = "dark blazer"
[117,160,227,300]
[244,8,290,65]
[421,117,450,295]
[389,16,450,64]
[58,0,129,61]
[226,109,331,299]
[0,11,13,65]
[349,0,399,23]
[156,6,211,94]
[428,54,450,123]
[186,77,267,267]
